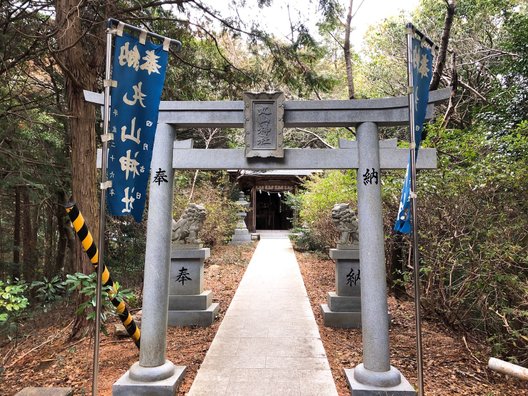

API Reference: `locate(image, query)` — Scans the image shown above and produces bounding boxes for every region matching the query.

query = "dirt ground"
[1,242,527,395]
[0,243,255,396]
[295,250,528,396]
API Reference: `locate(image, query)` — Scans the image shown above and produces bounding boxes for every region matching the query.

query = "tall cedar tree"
[54,0,106,339]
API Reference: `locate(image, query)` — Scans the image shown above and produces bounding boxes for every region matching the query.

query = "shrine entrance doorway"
[254,190,291,230]
[233,170,315,232]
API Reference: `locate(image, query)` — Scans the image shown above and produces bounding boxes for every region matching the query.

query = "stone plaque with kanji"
[244,91,284,158]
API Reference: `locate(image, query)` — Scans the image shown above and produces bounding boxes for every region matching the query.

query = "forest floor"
[296,250,528,396]
[0,243,255,396]
[1,242,527,395]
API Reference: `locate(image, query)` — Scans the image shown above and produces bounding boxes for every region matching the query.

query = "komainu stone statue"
[331,203,359,249]
[172,203,207,245]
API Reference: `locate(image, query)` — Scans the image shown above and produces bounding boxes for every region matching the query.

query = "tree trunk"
[388,231,407,299]
[344,0,355,99]
[430,0,456,90]
[54,191,69,276]
[21,186,38,283]
[12,186,21,279]
[54,0,105,340]
[44,201,55,276]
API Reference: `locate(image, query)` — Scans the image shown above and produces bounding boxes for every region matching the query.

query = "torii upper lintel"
[84,88,451,128]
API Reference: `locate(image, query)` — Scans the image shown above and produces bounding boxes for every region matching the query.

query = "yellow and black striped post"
[65,202,141,348]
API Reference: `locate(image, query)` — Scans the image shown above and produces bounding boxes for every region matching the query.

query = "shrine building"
[230,170,317,232]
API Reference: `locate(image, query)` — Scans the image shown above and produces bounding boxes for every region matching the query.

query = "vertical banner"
[394,37,433,234]
[107,32,168,222]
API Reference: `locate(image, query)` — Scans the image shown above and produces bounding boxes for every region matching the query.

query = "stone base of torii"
[86,88,450,395]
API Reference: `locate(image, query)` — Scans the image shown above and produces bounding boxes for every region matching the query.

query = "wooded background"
[0,0,526,365]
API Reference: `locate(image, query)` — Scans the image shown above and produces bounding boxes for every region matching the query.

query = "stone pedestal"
[231,227,252,244]
[113,362,186,396]
[321,248,361,328]
[344,368,415,395]
[168,247,219,326]
[230,191,252,245]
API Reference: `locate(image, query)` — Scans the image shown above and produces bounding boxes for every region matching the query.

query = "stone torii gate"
[86,88,450,395]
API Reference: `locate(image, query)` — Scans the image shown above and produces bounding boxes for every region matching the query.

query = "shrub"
[388,122,528,365]
[290,216,339,252]
[64,273,136,325]
[106,217,147,286]
[293,170,356,251]
[299,170,357,224]
[31,275,66,304]
[173,172,239,247]
[416,125,528,364]
[0,279,29,335]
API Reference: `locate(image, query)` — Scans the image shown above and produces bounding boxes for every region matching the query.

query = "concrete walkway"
[188,231,338,396]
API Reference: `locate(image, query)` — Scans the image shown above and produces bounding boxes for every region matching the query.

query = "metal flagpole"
[406,23,424,396]
[92,23,114,396]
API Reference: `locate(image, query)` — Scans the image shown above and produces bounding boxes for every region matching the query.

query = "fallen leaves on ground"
[0,243,255,396]
[2,243,527,395]
[295,250,528,396]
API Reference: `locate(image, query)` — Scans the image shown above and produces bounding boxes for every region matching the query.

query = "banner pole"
[406,23,425,396]
[92,25,114,396]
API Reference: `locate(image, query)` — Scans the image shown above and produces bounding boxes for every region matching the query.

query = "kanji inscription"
[244,92,284,158]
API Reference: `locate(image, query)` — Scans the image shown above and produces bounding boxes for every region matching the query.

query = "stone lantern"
[230,191,252,244]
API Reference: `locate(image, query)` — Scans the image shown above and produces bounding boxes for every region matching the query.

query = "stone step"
[15,388,73,396]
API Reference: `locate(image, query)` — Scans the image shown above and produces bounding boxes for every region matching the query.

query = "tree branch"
[290,128,334,149]
[344,0,355,99]
[430,0,456,90]
[441,75,488,103]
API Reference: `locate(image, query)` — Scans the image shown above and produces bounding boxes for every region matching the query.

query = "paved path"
[188,231,338,396]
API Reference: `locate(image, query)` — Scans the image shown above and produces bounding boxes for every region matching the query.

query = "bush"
[416,125,528,364]
[299,170,357,224]
[290,216,339,252]
[31,275,66,304]
[106,217,147,286]
[383,122,528,365]
[0,279,29,335]
[173,172,238,247]
[292,170,356,251]
[64,273,136,325]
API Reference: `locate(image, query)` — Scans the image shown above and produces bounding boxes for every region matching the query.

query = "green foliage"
[283,192,302,228]
[479,10,528,138]
[30,275,66,303]
[359,16,408,98]
[299,170,356,224]
[247,27,339,98]
[106,218,147,285]
[173,171,239,247]
[0,280,29,335]
[291,170,356,251]
[410,121,528,364]
[64,273,136,324]
[290,223,336,252]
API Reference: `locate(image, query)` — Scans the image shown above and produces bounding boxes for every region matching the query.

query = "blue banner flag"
[107,32,168,222]
[394,37,433,234]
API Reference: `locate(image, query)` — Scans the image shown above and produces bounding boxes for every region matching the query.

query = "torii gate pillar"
[113,124,186,395]
[347,122,415,394]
